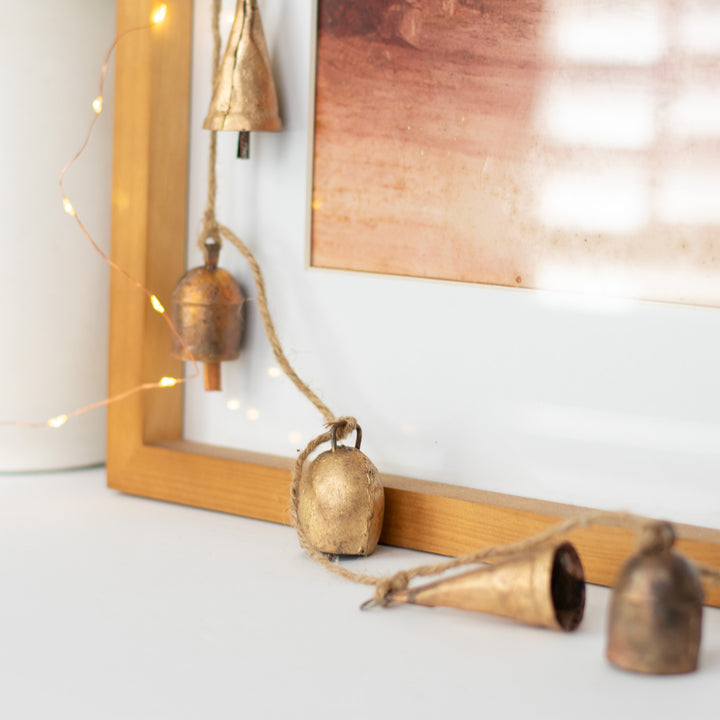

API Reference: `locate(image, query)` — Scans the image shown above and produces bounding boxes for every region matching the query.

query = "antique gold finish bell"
[606,521,703,675]
[297,425,384,556]
[381,542,586,631]
[203,0,281,159]
[171,240,244,392]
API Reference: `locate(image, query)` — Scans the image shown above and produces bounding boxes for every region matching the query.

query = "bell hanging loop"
[330,423,362,452]
[203,0,282,158]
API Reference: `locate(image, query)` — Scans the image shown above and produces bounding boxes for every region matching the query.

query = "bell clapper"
[204,362,222,392]
[237,131,250,159]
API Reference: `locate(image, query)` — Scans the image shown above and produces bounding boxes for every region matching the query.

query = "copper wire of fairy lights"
[1,4,199,430]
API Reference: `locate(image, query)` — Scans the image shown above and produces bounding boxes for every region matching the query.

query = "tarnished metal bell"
[171,240,244,392]
[606,521,703,674]
[379,542,586,631]
[297,425,384,556]
[203,0,281,158]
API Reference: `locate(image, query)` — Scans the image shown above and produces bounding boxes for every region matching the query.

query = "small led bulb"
[152,4,167,24]
[63,198,76,216]
[48,414,69,428]
[159,377,177,387]
[150,295,165,314]
[92,96,103,114]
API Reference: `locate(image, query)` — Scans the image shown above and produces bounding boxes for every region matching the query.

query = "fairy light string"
[0,4,200,431]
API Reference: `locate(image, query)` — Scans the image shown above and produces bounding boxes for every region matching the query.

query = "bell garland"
[23,5,717,678]
[169,0,720,677]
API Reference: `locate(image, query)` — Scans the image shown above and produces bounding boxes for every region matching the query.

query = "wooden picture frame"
[108,0,720,606]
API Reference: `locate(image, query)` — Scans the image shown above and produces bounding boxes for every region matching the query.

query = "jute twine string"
[700,566,720,582]
[198,0,333,424]
[195,2,384,591]
[199,0,223,248]
[197,1,720,606]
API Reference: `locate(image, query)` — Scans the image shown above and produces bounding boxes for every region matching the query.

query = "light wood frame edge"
[107,0,720,606]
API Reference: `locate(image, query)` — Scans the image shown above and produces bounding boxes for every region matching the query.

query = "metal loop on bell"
[330,423,362,452]
[203,238,220,269]
[359,596,389,612]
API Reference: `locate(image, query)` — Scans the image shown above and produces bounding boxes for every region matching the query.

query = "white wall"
[184,0,720,529]
[0,1,115,471]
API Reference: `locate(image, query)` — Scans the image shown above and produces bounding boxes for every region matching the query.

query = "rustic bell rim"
[548,541,586,631]
[170,298,243,307]
[203,112,282,133]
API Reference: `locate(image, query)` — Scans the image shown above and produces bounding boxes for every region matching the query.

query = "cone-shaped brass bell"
[606,521,703,675]
[171,240,244,392]
[203,0,281,158]
[297,425,384,556]
[382,542,585,630]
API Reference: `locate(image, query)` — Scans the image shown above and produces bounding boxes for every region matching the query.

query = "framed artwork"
[108,0,720,606]
[311,0,720,307]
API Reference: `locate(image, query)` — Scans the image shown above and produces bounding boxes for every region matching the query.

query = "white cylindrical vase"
[0,1,116,471]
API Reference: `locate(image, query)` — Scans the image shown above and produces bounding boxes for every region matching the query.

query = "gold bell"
[203,0,281,158]
[381,542,586,631]
[297,425,384,556]
[171,240,244,392]
[606,521,703,674]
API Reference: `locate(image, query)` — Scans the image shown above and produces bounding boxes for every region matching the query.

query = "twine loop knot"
[326,416,358,444]
[200,210,221,247]
[637,520,675,554]
[374,570,410,606]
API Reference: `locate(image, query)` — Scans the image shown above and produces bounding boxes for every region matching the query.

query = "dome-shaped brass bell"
[203,0,281,158]
[606,521,703,675]
[171,240,244,391]
[297,425,384,556]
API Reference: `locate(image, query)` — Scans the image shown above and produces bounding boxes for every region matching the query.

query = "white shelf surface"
[1,467,718,719]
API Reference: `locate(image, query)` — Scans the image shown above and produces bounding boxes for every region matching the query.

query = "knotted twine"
[197,0,720,607]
